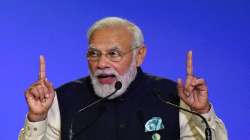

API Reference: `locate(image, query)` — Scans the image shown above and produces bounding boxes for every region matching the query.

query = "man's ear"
[136,44,147,67]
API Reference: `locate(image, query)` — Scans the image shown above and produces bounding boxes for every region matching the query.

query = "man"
[19,17,228,140]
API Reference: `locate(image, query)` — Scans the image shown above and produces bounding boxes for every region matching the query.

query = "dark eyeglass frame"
[86,46,140,62]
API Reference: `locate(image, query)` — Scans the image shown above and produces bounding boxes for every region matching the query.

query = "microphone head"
[115,81,122,90]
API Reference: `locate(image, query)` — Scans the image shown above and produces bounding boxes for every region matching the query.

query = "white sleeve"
[179,100,228,140]
[18,94,61,140]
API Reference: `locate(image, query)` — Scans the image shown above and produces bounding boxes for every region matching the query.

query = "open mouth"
[97,74,116,84]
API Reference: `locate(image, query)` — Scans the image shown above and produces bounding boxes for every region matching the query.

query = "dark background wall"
[0,0,249,139]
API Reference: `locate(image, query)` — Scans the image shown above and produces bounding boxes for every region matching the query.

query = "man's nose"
[96,55,110,69]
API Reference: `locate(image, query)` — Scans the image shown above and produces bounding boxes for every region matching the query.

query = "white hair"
[87,17,144,48]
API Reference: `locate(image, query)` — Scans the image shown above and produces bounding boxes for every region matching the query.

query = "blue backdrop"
[0,0,249,139]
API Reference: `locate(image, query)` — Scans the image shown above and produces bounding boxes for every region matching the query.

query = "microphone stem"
[69,87,119,140]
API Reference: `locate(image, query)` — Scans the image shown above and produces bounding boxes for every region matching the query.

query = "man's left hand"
[177,51,210,114]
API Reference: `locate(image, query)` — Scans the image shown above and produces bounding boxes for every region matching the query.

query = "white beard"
[90,58,137,99]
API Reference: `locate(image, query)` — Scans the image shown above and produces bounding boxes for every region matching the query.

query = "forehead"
[89,26,134,51]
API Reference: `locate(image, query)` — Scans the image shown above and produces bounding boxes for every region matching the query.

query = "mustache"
[94,68,119,77]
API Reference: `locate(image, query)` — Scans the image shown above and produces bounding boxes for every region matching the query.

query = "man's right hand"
[25,55,55,122]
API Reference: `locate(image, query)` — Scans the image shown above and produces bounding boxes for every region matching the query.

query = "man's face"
[88,26,135,85]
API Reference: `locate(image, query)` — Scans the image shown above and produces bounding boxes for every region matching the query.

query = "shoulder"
[55,76,91,96]
[142,72,179,104]
[55,76,95,110]
[144,72,177,91]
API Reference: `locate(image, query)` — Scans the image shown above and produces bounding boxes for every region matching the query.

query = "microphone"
[153,90,212,140]
[69,81,122,140]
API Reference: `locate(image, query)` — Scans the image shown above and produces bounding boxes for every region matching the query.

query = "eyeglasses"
[87,46,140,62]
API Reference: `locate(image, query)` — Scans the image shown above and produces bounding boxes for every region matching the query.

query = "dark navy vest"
[56,68,180,140]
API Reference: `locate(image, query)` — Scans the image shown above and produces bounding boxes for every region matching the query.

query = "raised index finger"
[39,55,46,80]
[186,50,193,76]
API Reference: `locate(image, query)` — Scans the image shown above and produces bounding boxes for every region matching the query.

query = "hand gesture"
[177,51,210,114]
[25,55,55,121]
